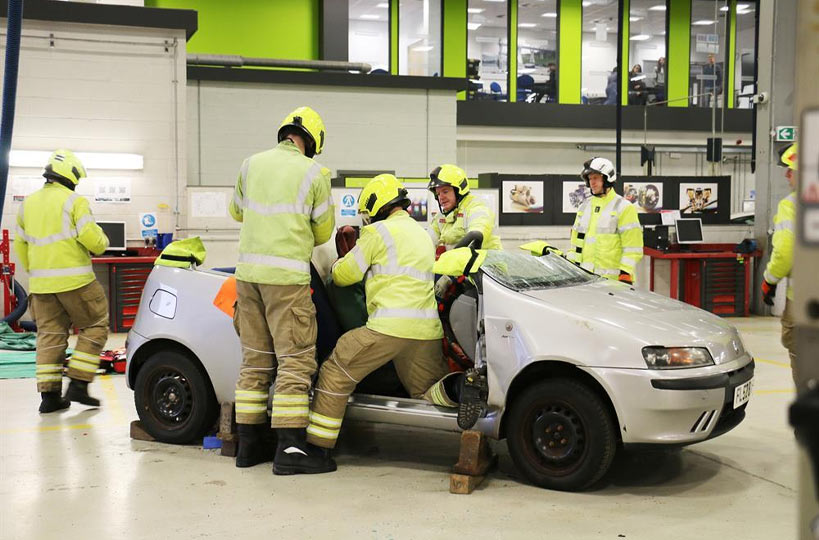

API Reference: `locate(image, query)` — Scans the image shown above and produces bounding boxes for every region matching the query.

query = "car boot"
[64,379,101,407]
[457,366,488,430]
[272,428,336,476]
[39,392,71,414]
[236,423,275,468]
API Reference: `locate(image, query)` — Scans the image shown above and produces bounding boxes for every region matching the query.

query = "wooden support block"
[450,473,486,494]
[217,402,238,457]
[220,438,238,458]
[452,430,496,477]
[129,420,156,442]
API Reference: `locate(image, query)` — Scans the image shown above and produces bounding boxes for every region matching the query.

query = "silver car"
[126,250,754,491]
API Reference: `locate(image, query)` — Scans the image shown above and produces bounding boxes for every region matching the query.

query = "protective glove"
[761,280,777,306]
[434,275,453,299]
[335,225,359,258]
[618,271,633,285]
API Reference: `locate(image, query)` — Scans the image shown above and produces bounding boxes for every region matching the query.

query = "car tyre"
[506,378,617,491]
[134,350,218,444]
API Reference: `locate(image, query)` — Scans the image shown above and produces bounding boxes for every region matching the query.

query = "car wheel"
[134,350,218,444]
[506,378,617,491]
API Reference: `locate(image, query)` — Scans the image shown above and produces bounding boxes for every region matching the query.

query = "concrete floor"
[0,317,799,539]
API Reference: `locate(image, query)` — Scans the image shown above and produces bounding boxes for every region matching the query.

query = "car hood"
[519,280,747,364]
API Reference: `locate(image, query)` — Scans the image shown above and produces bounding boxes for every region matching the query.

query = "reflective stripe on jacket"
[15,183,108,294]
[332,210,443,340]
[764,192,795,300]
[432,194,502,251]
[566,189,643,281]
[229,140,334,285]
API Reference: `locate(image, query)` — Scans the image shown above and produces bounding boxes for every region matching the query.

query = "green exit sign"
[775,126,797,142]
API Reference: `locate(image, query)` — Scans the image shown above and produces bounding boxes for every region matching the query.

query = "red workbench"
[92,250,159,332]
[644,244,762,316]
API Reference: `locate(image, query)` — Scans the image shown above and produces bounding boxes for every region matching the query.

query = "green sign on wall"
[775,126,797,142]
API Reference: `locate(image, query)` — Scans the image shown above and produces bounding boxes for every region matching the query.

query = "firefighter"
[566,157,643,284]
[303,174,458,471]
[229,106,335,472]
[428,164,502,297]
[761,143,799,389]
[14,149,110,413]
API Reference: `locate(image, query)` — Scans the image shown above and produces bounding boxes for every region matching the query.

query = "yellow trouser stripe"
[306,424,340,440]
[68,358,99,373]
[272,394,309,404]
[235,390,269,399]
[36,364,63,373]
[236,404,268,413]
[71,350,99,362]
[271,407,309,417]
[308,411,343,428]
[37,374,63,382]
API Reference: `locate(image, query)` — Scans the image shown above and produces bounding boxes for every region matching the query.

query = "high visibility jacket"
[229,140,334,286]
[15,182,108,294]
[432,194,502,251]
[567,189,643,280]
[154,237,206,268]
[764,192,795,300]
[433,246,488,277]
[332,210,443,340]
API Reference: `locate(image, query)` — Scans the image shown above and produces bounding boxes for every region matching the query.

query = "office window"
[399,0,441,76]
[734,2,756,108]
[517,0,558,104]
[467,0,508,101]
[349,0,390,73]
[581,0,620,105]
[627,0,666,105]
[689,0,728,107]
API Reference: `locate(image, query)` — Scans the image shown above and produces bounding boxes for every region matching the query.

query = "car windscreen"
[481,251,598,291]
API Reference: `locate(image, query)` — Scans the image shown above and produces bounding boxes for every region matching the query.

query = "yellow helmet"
[278,106,326,158]
[43,149,87,185]
[359,174,410,223]
[778,143,797,171]
[428,164,470,197]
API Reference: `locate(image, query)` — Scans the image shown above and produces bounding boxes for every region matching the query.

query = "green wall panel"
[443,0,467,100]
[667,0,691,107]
[390,0,399,75]
[509,1,518,102]
[726,0,737,109]
[621,0,630,106]
[558,0,582,104]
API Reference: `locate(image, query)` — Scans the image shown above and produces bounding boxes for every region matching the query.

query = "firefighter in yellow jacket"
[303,174,457,472]
[567,157,643,284]
[229,106,335,473]
[15,149,110,413]
[761,143,799,389]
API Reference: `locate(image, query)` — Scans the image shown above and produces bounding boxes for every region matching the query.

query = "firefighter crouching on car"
[304,174,459,470]
[229,106,336,474]
[428,164,502,297]
[566,157,643,284]
[761,143,800,390]
[15,149,110,413]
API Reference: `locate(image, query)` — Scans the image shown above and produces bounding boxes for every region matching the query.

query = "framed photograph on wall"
[678,182,719,215]
[561,181,591,214]
[502,181,544,214]
[623,181,663,213]
[405,188,429,222]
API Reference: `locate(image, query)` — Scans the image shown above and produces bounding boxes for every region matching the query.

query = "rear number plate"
[733,379,753,409]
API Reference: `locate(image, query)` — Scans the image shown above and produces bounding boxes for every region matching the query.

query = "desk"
[644,244,761,316]
[92,253,158,332]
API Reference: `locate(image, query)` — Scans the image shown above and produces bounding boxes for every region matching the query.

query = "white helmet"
[581,157,617,188]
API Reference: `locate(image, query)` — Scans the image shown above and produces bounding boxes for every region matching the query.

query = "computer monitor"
[675,218,703,244]
[97,221,126,251]
[638,212,662,226]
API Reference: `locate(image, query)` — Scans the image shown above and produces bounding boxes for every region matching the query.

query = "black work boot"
[272,428,337,476]
[457,366,488,430]
[235,424,275,468]
[64,379,101,407]
[39,392,70,414]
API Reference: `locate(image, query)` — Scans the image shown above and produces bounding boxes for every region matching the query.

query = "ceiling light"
[483,0,505,3]
[737,3,750,8]
[582,1,592,6]
[692,19,715,25]
[467,8,484,14]
[629,34,650,41]
[519,23,537,28]
[360,14,380,20]
[10,150,144,170]
[629,16,643,22]
[541,12,557,18]
[376,2,389,8]
[719,6,729,11]
[411,45,434,52]
[467,22,482,30]
[648,5,666,11]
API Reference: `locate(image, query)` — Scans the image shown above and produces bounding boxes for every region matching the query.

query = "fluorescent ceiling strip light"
[541,12,557,18]
[360,14,380,20]
[411,45,434,52]
[692,20,716,25]
[10,150,144,170]
[629,34,651,41]
[468,8,484,14]
[376,2,388,8]
[648,5,666,11]
[467,22,482,30]
[519,23,537,28]
[629,16,643,21]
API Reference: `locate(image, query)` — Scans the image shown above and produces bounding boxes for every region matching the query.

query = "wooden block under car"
[450,473,486,494]
[129,420,156,442]
[217,402,238,457]
[449,430,497,494]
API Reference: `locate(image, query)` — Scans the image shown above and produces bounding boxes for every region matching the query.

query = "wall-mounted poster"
[503,181,544,213]
[334,188,362,226]
[623,182,663,213]
[406,188,429,222]
[561,181,590,213]
[679,183,719,214]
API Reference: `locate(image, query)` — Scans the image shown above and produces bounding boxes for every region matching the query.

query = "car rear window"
[481,251,598,291]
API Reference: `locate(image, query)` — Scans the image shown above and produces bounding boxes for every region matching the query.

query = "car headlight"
[641,347,714,369]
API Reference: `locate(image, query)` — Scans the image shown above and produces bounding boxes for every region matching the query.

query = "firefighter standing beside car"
[229,106,336,474]
[15,149,110,413]
[566,157,643,284]
[761,143,801,390]
[303,174,461,472]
